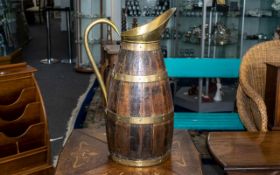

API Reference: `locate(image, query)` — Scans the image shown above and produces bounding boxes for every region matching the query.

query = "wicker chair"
[237,40,280,132]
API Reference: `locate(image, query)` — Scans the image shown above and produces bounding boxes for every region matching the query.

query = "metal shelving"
[74,0,104,72]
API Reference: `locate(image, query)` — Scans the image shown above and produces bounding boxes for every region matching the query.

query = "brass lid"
[121,8,176,43]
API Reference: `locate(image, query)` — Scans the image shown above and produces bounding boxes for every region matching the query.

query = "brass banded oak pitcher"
[84,8,176,167]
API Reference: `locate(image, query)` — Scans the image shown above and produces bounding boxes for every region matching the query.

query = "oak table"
[55,128,203,175]
[208,131,280,175]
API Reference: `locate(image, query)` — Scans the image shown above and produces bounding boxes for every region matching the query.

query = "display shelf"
[74,13,100,19]
[182,39,238,46]
[174,85,236,112]
[74,0,104,73]
[240,0,280,56]
[171,0,242,112]
[245,15,280,18]
[174,0,280,58]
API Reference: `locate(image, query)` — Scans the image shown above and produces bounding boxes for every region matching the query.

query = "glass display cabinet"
[121,0,280,59]
[173,0,243,112]
[174,0,243,59]
[241,0,280,56]
[74,0,104,72]
[173,0,280,112]
[0,0,18,56]
[0,0,29,60]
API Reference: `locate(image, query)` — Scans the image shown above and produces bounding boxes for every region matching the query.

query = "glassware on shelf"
[126,0,170,17]
[272,0,280,11]
[246,8,273,17]
[172,28,182,40]
[182,22,238,46]
[179,48,195,57]
[245,33,269,41]
[212,22,231,45]
[161,45,168,57]
[126,0,141,17]
[183,24,209,44]
[161,28,171,40]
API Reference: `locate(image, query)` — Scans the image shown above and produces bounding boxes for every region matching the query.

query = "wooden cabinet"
[265,62,280,131]
[0,63,52,175]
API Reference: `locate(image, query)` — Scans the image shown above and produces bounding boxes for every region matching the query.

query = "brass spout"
[122,8,176,43]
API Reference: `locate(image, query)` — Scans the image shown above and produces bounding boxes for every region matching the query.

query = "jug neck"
[121,41,161,52]
[121,8,176,43]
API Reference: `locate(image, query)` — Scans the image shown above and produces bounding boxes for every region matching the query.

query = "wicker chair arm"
[236,86,258,131]
[239,79,268,132]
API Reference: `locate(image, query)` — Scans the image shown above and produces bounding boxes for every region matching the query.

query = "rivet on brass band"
[111,151,170,167]
[121,42,160,51]
[112,71,168,83]
[106,109,173,124]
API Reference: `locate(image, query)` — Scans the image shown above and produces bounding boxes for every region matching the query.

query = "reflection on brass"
[121,8,176,43]
[121,42,160,51]
[106,109,173,124]
[111,151,170,167]
[112,71,168,83]
[84,19,120,106]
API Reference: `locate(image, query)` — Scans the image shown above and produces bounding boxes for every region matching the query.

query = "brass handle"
[84,18,120,106]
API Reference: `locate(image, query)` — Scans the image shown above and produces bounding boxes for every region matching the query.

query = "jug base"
[110,151,170,167]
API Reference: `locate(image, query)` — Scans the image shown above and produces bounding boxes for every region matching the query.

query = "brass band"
[106,109,173,124]
[121,42,160,51]
[111,151,170,167]
[112,71,168,83]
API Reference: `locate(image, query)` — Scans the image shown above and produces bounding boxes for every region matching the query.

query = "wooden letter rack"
[0,63,52,175]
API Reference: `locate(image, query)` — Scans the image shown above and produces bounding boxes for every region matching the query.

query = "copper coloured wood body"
[84,8,176,167]
[106,42,174,167]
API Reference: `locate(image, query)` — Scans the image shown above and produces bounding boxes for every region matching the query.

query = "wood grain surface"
[0,63,52,175]
[55,129,203,175]
[208,131,280,175]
